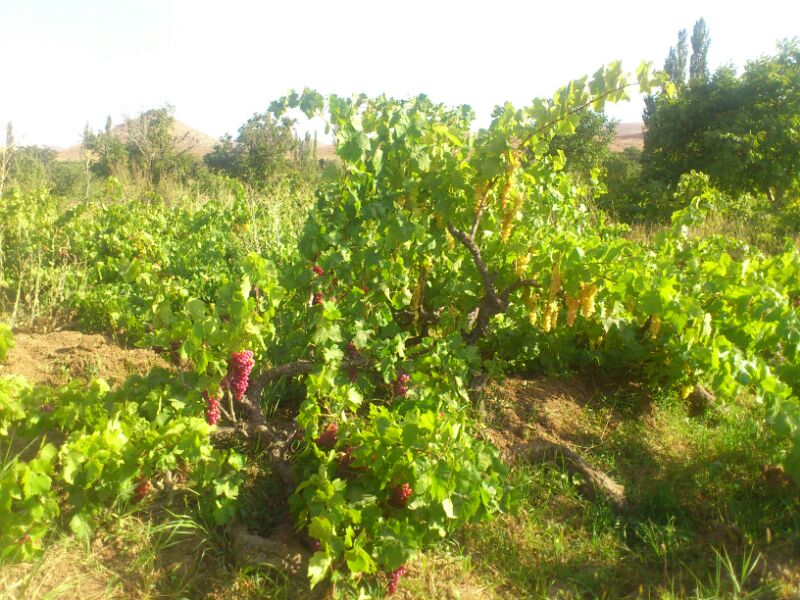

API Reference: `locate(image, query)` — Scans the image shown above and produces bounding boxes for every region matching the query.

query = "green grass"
[400,378,799,599]
[1,376,797,599]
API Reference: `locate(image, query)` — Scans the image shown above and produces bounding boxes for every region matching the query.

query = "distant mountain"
[56,119,219,162]
[54,121,639,162]
[611,122,643,152]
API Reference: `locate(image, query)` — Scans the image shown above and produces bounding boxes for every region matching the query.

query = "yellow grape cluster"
[566,284,599,327]
[498,151,520,209]
[521,287,539,325]
[498,165,514,211]
[542,300,559,332]
[649,315,661,338]
[549,262,562,298]
[566,295,580,327]
[500,192,524,242]
[515,254,530,278]
[538,261,563,332]
[579,283,598,319]
[473,184,487,217]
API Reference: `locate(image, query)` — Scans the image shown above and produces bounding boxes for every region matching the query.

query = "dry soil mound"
[0,330,171,387]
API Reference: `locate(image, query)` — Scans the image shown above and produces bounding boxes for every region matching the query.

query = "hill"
[55,122,640,162]
[611,122,643,151]
[56,119,219,161]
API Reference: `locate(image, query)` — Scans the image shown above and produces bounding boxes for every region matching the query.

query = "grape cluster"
[566,294,580,327]
[515,254,530,278]
[40,403,53,414]
[391,482,412,508]
[134,477,152,502]
[522,287,539,325]
[649,315,662,338]
[316,422,338,450]
[204,391,221,425]
[346,341,359,358]
[312,292,325,306]
[549,262,562,297]
[312,264,324,276]
[222,350,255,401]
[394,372,410,397]
[579,283,598,318]
[541,299,559,332]
[388,565,408,595]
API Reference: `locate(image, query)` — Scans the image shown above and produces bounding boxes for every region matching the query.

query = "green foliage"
[262,62,672,590]
[664,29,689,86]
[0,441,60,560]
[0,323,12,362]
[204,111,320,189]
[643,38,800,203]
[0,371,245,560]
[689,18,711,84]
[83,106,201,187]
[2,55,799,597]
[548,110,617,180]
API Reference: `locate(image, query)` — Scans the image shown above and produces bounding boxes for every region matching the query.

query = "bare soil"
[0,330,172,387]
[482,375,608,464]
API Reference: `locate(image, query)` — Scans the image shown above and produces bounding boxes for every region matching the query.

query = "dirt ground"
[0,330,171,387]
[482,375,609,464]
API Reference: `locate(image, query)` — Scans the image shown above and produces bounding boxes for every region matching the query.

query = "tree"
[548,110,617,180]
[642,38,800,203]
[204,111,318,188]
[83,106,200,187]
[124,105,198,186]
[689,18,710,83]
[665,29,689,86]
[82,117,127,178]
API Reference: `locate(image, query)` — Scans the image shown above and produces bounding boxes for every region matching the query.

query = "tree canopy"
[643,38,800,202]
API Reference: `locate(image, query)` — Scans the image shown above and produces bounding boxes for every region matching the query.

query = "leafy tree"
[689,18,710,83]
[665,29,689,86]
[204,111,318,188]
[548,110,617,180]
[82,117,127,178]
[124,106,198,186]
[83,106,200,187]
[642,38,800,203]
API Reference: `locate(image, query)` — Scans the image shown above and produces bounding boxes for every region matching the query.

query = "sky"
[0,0,798,148]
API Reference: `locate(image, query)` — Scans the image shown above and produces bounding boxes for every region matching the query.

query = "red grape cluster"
[316,422,338,449]
[312,264,325,276]
[40,403,54,414]
[394,372,410,397]
[204,391,221,425]
[391,482,412,508]
[134,477,152,502]
[388,565,407,595]
[222,350,255,400]
[346,341,359,358]
[312,292,325,306]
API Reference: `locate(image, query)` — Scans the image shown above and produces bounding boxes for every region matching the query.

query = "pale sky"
[1,0,797,148]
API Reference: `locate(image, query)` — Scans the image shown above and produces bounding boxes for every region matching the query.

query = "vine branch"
[447,223,539,344]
